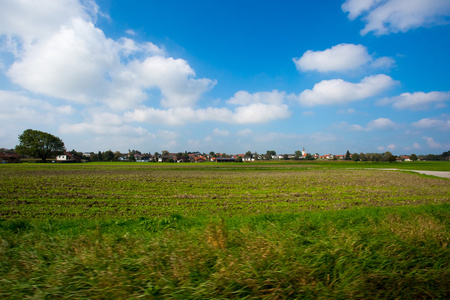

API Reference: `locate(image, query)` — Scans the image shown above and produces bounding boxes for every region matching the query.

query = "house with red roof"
[0,152,21,163]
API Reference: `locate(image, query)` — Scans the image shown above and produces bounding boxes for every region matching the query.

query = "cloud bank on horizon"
[0,0,449,155]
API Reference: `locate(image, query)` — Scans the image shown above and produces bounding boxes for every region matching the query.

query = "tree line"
[7,129,450,163]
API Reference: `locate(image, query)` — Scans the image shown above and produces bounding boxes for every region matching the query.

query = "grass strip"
[1,204,449,299]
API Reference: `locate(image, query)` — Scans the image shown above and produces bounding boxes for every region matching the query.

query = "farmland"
[1,161,449,219]
[0,161,449,298]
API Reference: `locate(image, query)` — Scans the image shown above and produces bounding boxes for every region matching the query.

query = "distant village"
[2,147,449,164]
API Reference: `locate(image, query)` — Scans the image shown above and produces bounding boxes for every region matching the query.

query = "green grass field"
[0,161,449,298]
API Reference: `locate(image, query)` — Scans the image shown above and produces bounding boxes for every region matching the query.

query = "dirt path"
[368,168,450,179]
[409,170,450,179]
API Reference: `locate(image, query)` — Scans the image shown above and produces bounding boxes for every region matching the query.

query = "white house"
[56,152,80,162]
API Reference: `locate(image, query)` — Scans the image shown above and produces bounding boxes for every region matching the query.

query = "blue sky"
[1,0,449,155]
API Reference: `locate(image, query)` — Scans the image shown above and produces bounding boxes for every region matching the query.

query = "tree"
[70,149,83,160]
[384,152,396,163]
[245,151,253,158]
[266,150,276,160]
[373,153,382,162]
[128,153,136,161]
[305,153,314,160]
[383,151,393,162]
[114,151,123,161]
[410,154,418,161]
[294,150,302,160]
[15,129,65,163]
[345,150,351,160]
[351,153,360,162]
[359,153,367,161]
[104,150,114,161]
[236,156,243,162]
[388,155,396,163]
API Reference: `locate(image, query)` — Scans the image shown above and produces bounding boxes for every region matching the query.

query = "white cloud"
[342,0,450,35]
[213,128,230,136]
[412,115,450,131]
[423,137,443,149]
[0,90,73,124]
[370,56,396,69]
[124,103,290,125]
[60,122,149,136]
[237,129,252,136]
[129,56,216,108]
[338,118,398,131]
[379,91,450,110]
[0,0,97,44]
[347,124,365,131]
[8,18,118,105]
[233,103,290,123]
[227,90,285,105]
[367,118,398,130]
[342,0,381,20]
[1,1,215,111]
[377,144,397,152]
[338,108,357,114]
[386,144,397,151]
[293,43,393,73]
[117,38,165,57]
[123,89,291,125]
[298,74,396,106]
[0,90,76,148]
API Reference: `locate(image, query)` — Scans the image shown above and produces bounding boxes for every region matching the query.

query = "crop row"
[1,165,449,219]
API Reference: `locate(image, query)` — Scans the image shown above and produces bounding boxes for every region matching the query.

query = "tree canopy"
[15,129,65,162]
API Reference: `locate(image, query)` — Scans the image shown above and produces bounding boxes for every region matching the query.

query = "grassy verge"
[1,204,449,299]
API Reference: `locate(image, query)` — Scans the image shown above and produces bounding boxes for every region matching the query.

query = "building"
[0,152,21,163]
[56,152,81,163]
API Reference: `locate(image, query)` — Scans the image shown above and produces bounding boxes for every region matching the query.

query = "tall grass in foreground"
[1,204,449,299]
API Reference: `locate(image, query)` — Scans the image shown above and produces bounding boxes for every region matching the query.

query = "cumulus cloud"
[377,144,397,151]
[124,103,290,126]
[0,90,75,147]
[423,137,444,149]
[122,89,291,125]
[412,115,450,131]
[0,90,73,124]
[1,0,215,111]
[213,128,230,136]
[8,18,118,104]
[129,56,215,108]
[342,0,450,35]
[367,118,398,130]
[293,43,394,72]
[338,118,398,131]
[298,74,396,106]
[379,91,450,110]
[227,90,285,105]
[0,0,97,44]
